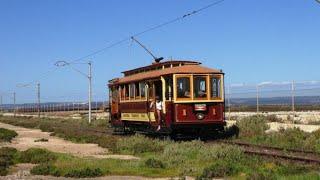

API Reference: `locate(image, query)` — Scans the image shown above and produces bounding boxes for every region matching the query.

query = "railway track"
[217,140,320,164]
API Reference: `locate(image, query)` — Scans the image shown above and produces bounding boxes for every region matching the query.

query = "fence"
[225,80,320,123]
[1,80,320,122]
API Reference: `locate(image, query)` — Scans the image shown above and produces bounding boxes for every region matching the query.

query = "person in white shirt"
[150,96,163,131]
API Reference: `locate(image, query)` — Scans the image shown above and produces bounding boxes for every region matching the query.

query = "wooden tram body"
[108,60,225,135]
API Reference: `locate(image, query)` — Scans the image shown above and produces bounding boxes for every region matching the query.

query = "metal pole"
[88,61,92,123]
[292,80,295,122]
[227,85,231,121]
[37,83,41,118]
[256,85,259,114]
[13,92,16,117]
[0,95,2,113]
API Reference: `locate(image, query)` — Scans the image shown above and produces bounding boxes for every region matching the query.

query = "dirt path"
[0,122,137,160]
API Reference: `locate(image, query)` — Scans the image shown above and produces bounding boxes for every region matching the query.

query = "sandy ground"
[0,122,137,160]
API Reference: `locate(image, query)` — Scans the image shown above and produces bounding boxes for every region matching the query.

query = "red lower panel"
[175,103,224,123]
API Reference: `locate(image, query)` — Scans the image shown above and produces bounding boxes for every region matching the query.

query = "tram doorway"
[154,80,163,100]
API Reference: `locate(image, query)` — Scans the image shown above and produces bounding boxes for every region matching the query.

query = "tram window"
[194,76,207,98]
[211,76,221,98]
[124,84,129,99]
[139,82,146,98]
[112,87,118,101]
[119,86,123,100]
[165,78,172,100]
[129,83,135,99]
[135,82,140,98]
[176,77,191,98]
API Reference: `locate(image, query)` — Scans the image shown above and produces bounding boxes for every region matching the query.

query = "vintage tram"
[108,60,225,136]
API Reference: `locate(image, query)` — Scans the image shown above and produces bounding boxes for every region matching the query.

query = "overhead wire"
[70,0,226,63]
[8,0,227,103]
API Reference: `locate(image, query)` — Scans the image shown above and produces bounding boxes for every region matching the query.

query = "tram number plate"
[194,104,207,111]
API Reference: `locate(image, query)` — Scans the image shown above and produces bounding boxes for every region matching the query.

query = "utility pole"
[37,83,41,118]
[0,95,2,113]
[227,85,231,121]
[256,85,259,114]
[54,60,93,123]
[88,61,92,124]
[291,80,295,121]
[13,92,16,117]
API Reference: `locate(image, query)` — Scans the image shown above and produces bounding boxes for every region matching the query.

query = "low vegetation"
[0,116,319,178]
[235,115,320,153]
[0,128,18,142]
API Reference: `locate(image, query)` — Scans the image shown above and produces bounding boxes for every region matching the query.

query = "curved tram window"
[211,76,221,99]
[194,76,207,98]
[176,77,191,99]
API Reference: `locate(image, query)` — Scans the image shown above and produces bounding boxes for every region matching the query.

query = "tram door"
[110,86,119,119]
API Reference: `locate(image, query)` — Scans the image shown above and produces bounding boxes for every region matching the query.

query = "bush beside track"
[0,128,18,142]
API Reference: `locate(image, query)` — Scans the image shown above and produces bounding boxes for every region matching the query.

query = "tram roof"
[110,60,222,85]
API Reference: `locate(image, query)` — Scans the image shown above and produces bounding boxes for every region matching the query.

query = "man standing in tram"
[150,96,164,131]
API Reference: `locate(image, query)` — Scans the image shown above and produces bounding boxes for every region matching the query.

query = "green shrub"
[39,123,54,132]
[266,128,308,150]
[30,163,60,176]
[0,147,18,176]
[19,148,57,164]
[0,128,18,142]
[116,134,165,154]
[236,115,269,138]
[145,158,165,168]
[65,167,103,178]
[198,160,241,179]
[266,114,282,123]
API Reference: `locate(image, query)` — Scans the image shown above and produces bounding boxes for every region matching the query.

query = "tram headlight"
[196,113,205,120]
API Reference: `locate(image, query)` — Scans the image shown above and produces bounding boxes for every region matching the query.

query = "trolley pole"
[88,61,92,124]
[13,92,16,117]
[37,83,41,118]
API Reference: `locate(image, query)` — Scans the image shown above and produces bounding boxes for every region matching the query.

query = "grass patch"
[0,147,18,176]
[18,148,57,164]
[233,115,320,153]
[0,128,18,142]
[65,167,103,178]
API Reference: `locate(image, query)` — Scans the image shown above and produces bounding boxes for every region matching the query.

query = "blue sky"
[0,0,319,103]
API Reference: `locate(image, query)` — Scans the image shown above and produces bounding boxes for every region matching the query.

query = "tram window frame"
[175,75,192,100]
[165,77,172,101]
[119,85,123,101]
[193,75,208,100]
[210,75,223,100]
[139,82,146,99]
[124,84,129,100]
[135,82,140,99]
[129,83,135,99]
